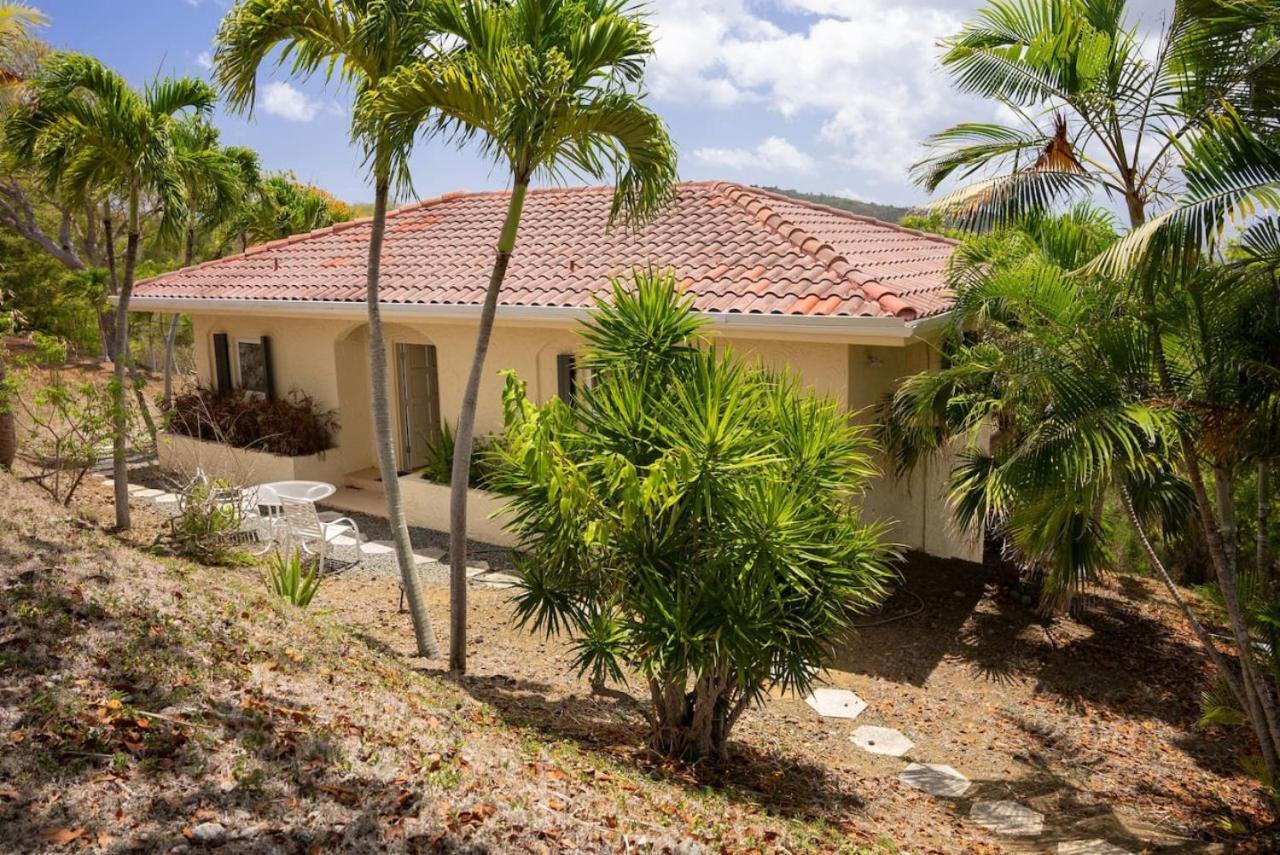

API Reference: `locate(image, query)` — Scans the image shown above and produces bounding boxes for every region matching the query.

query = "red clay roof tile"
[135,181,955,321]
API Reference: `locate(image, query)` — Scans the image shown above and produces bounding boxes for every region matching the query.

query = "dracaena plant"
[487,270,896,761]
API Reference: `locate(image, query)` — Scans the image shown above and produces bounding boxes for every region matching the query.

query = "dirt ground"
[2,462,1277,852]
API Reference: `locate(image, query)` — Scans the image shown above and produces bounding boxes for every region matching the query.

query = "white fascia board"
[118,295,938,345]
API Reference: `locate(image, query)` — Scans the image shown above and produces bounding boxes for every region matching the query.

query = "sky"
[29,0,1176,207]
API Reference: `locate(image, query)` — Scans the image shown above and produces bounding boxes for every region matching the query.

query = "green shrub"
[420,419,498,489]
[163,386,337,456]
[489,270,898,761]
[265,548,321,608]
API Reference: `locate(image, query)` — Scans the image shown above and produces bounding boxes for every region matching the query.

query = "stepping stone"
[133,488,165,499]
[1058,842,1132,855]
[330,535,359,548]
[969,800,1044,836]
[899,763,970,797]
[360,540,395,556]
[415,547,445,562]
[803,687,867,719]
[467,559,490,572]
[152,493,180,514]
[850,725,913,757]
[126,484,148,494]
[465,565,489,579]
[482,572,521,586]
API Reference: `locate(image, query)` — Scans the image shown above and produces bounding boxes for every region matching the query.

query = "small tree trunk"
[111,189,140,531]
[163,224,196,409]
[1258,461,1272,582]
[449,178,528,673]
[162,315,181,408]
[367,174,439,659]
[0,355,15,469]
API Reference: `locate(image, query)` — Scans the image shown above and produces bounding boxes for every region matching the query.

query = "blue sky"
[30,0,1174,207]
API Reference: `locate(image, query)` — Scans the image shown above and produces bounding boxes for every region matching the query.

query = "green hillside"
[756,185,913,224]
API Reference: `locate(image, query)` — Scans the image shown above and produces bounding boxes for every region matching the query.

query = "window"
[236,337,270,396]
[556,353,592,404]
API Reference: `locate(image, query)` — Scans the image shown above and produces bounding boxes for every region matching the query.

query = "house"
[130,181,979,561]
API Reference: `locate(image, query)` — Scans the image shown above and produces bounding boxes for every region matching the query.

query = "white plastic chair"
[279,495,362,573]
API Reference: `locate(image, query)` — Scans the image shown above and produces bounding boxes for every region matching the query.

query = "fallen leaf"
[40,828,85,845]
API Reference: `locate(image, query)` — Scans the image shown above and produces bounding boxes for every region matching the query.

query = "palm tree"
[911,0,1280,784]
[6,53,212,530]
[365,0,678,672]
[0,1,43,97]
[214,0,441,659]
[166,117,259,406]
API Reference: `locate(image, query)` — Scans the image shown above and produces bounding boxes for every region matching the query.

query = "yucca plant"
[265,548,322,608]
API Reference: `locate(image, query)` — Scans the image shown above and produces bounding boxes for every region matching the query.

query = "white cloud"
[692,136,816,173]
[261,82,320,122]
[195,51,212,71]
[648,0,999,188]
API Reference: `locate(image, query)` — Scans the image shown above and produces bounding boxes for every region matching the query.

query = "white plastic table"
[258,480,337,503]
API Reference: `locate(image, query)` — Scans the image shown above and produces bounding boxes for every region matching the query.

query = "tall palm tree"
[166,117,259,406]
[912,0,1280,780]
[366,0,678,672]
[214,0,441,659]
[6,53,212,530]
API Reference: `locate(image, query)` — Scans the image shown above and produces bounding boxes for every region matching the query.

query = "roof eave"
[119,295,947,345]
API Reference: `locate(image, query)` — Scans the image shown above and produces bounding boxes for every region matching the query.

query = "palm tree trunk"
[367,174,439,659]
[1214,463,1237,572]
[1180,435,1280,778]
[1258,461,1272,582]
[100,213,118,362]
[1121,484,1249,707]
[449,178,529,673]
[111,188,140,531]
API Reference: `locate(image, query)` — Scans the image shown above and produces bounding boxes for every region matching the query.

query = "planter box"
[398,474,516,547]
[157,432,347,487]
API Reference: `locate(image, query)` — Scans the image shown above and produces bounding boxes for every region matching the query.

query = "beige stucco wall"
[185,312,980,562]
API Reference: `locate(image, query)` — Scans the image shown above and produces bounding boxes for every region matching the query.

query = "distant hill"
[755,186,913,224]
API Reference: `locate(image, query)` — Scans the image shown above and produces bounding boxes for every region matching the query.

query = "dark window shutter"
[556,353,576,403]
[260,335,276,400]
[213,333,232,394]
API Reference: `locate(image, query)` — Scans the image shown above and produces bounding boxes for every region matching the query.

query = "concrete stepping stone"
[133,488,165,500]
[152,493,180,514]
[468,559,490,572]
[465,565,489,578]
[1058,842,1131,855]
[803,687,867,719]
[415,547,445,562]
[850,725,913,757]
[969,800,1044,836]
[126,484,148,494]
[476,571,522,589]
[360,540,395,556]
[899,763,970,797]
[330,535,360,548]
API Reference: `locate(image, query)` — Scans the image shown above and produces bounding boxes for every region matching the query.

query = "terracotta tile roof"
[135,181,956,321]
